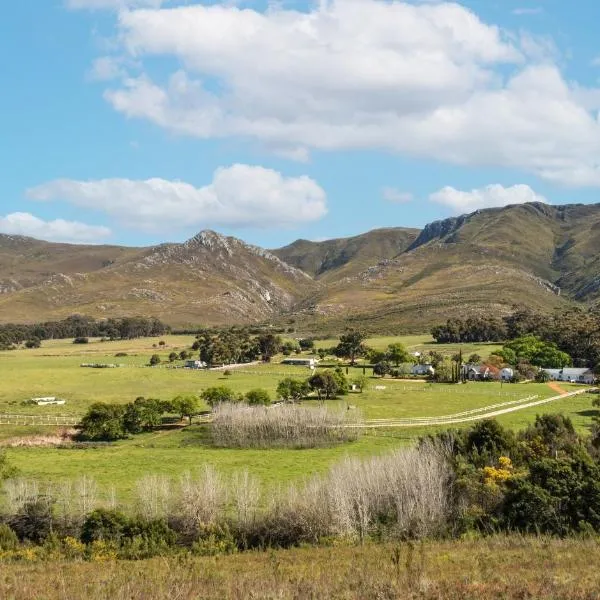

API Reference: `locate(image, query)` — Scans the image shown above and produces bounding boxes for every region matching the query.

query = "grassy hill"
[0,202,599,330]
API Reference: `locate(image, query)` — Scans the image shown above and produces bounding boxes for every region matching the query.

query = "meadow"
[0,334,596,502]
[2,536,600,599]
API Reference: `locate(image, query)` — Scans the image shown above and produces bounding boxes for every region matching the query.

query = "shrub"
[81,509,129,544]
[25,338,41,349]
[73,337,89,344]
[149,354,161,366]
[202,387,237,407]
[168,352,178,362]
[9,499,54,544]
[245,389,271,406]
[0,523,18,551]
[211,403,361,449]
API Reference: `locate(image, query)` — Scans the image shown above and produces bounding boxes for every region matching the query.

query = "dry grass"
[2,536,600,599]
[211,403,362,448]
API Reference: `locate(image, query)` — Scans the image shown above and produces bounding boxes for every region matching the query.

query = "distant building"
[500,367,514,381]
[281,358,317,368]
[461,364,500,381]
[185,360,207,369]
[542,368,595,384]
[31,397,66,406]
[411,364,435,376]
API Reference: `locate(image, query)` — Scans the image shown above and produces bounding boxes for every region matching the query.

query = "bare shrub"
[211,403,362,448]
[175,466,227,539]
[134,475,172,521]
[2,479,40,515]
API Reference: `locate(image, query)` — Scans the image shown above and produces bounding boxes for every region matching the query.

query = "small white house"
[500,368,514,381]
[542,368,595,384]
[31,397,66,406]
[282,358,318,368]
[185,360,207,369]
[411,364,435,376]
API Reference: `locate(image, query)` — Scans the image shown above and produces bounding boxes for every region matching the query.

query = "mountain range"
[1,202,599,333]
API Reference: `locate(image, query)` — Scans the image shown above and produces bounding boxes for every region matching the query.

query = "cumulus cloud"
[0,213,111,244]
[26,165,327,231]
[92,0,600,186]
[382,187,413,203]
[429,184,548,213]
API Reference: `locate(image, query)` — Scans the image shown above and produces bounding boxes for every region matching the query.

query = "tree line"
[0,315,170,349]
[432,307,600,368]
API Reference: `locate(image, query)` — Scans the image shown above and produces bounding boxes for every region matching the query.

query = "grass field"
[2,536,600,599]
[0,335,597,503]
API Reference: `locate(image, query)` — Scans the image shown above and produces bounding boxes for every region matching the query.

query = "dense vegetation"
[432,307,600,368]
[0,315,169,349]
[4,413,600,562]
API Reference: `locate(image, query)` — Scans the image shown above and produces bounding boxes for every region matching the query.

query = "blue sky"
[1,0,600,248]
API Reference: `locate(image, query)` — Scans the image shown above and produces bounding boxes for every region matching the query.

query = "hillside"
[272,227,419,280]
[0,202,599,330]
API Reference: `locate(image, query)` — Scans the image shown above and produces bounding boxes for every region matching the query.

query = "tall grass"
[0,442,451,551]
[211,403,363,448]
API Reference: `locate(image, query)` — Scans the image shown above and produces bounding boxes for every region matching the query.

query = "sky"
[1,0,600,248]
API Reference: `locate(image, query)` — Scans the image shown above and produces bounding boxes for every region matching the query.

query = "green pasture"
[0,335,597,502]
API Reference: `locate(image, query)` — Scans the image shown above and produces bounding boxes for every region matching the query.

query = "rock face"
[0,202,599,328]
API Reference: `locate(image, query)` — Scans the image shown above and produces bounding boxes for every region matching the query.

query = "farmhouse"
[542,368,596,384]
[461,364,500,381]
[411,364,435,376]
[281,358,318,368]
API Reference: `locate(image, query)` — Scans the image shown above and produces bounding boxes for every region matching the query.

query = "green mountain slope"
[0,203,598,330]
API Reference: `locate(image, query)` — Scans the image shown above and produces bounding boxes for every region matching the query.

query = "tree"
[79,403,127,441]
[468,354,481,364]
[373,361,391,378]
[277,378,309,402]
[25,338,41,349]
[149,354,161,366]
[386,343,410,367]
[123,397,164,433]
[335,330,367,365]
[535,370,551,383]
[257,333,282,362]
[245,388,271,406]
[168,352,178,363]
[201,387,237,408]
[171,394,200,424]
[179,350,190,361]
[308,371,339,400]
[352,374,369,393]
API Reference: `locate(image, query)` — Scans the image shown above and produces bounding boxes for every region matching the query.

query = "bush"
[202,387,238,407]
[81,509,129,544]
[25,338,41,349]
[73,337,89,344]
[0,523,18,551]
[149,354,161,367]
[245,389,271,406]
[211,403,361,449]
[9,499,54,544]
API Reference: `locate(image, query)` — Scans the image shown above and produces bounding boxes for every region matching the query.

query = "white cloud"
[94,0,600,187]
[26,165,327,230]
[429,184,548,213]
[382,187,413,203]
[0,213,111,244]
[66,0,164,9]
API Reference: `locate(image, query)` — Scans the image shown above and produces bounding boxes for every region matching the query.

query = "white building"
[542,368,595,384]
[282,358,318,368]
[185,360,207,369]
[411,364,435,376]
[500,368,514,381]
